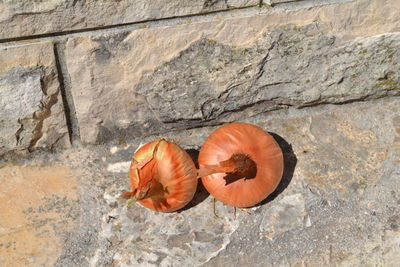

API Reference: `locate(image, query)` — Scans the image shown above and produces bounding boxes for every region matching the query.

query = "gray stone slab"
[0,42,70,155]
[65,19,400,144]
[0,0,259,39]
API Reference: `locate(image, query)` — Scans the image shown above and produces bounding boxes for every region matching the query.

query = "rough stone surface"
[259,193,307,239]
[1,97,398,266]
[0,42,70,155]
[0,165,78,266]
[66,21,400,144]
[0,0,259,39]
[205,97,400,266]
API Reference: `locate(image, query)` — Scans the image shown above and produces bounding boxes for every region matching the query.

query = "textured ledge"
[0,0,259,40]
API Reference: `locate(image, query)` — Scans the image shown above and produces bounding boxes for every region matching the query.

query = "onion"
[198,123,284,207]
[123,139,198,212]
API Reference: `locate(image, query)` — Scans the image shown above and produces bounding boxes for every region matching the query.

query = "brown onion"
[123,139,198,212]
[198,123,284,207]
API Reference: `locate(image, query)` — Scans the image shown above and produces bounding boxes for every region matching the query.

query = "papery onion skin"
[129,139,197,212]
[199,123,284,208]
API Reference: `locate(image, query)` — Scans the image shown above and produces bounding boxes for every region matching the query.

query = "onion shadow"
[177,148,210,212]
[223,163,257,185]
[255,132,297,207]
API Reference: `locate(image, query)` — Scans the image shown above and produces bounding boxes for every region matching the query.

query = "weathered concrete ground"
[1,96,399,266]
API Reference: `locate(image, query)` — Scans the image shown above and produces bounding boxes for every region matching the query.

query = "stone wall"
[1,0,399,155]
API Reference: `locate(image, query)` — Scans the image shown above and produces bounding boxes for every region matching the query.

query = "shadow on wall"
[256,132,297,207]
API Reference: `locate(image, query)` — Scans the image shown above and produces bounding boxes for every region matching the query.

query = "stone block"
[0,42,70,155]
[0,0,259,39]
[64,0,400,144]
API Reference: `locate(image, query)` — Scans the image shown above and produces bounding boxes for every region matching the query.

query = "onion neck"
[122,179,168,204]
[197,153,257,179]
[121,187,148,201]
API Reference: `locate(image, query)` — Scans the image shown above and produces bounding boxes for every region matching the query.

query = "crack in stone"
[54,42,81,144]
[15,119,24,146]
[28,71,60,151]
